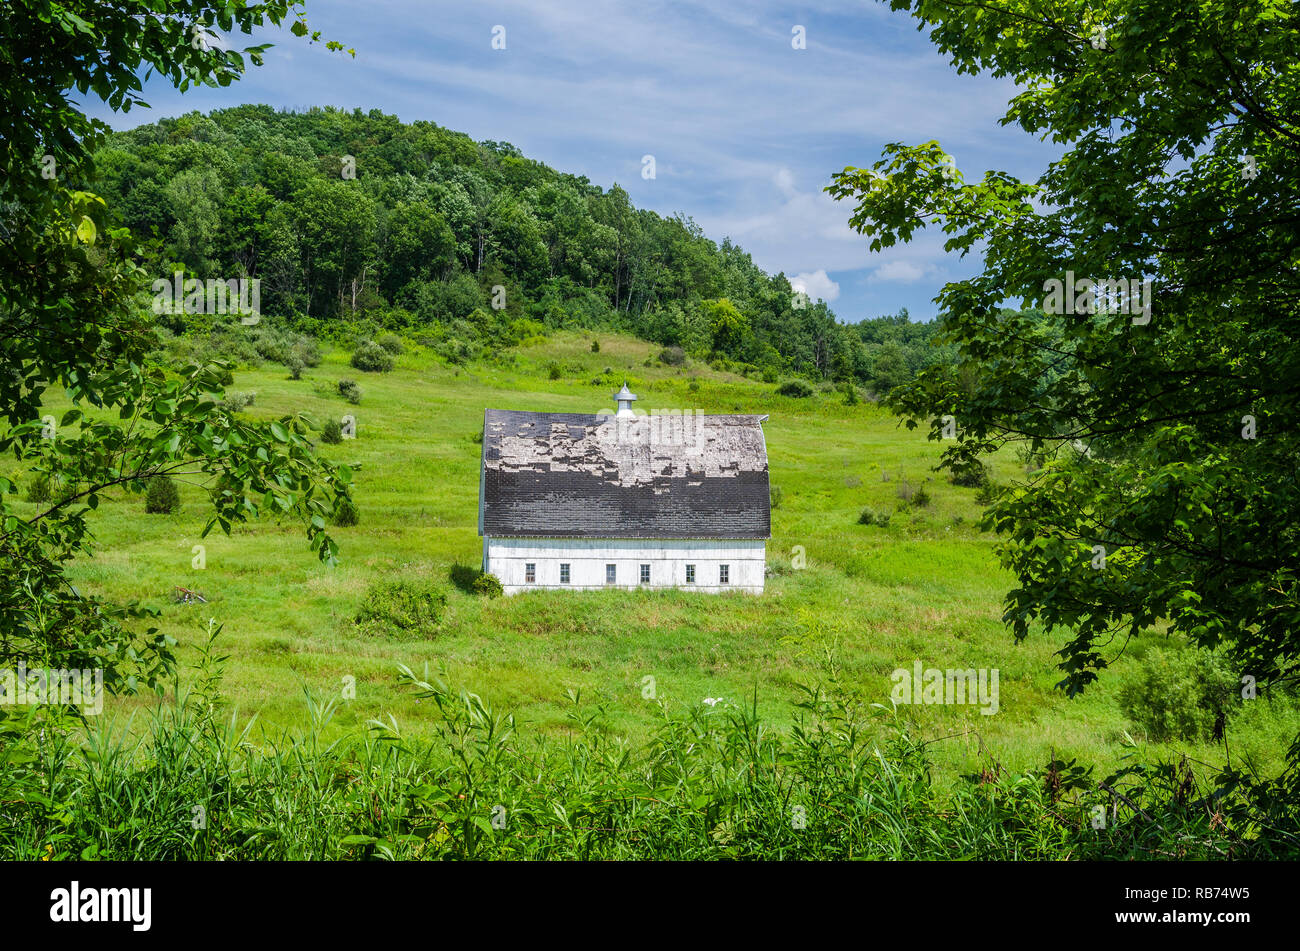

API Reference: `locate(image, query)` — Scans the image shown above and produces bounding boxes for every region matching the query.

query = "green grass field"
[23,331,1299,785]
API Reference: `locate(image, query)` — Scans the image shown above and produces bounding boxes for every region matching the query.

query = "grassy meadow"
[21,331,1299,787]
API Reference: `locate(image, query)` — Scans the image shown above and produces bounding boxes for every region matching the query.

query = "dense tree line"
[90,105,947,389]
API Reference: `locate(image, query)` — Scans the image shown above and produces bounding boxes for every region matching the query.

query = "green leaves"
[74,215,97,244]
[834,2,1300,702]
[0,2,356,747]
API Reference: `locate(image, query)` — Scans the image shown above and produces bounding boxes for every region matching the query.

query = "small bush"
[376,332,405,356]
[547,362,563,380]
[974,481,1001,505]
[858,507,891,527]
[145,475,181,514]
[949,459,990,488]
[777,379,814,398]
[355,577,448,637]
[292,337,323,368]
[332,495,358,526]
[472,573,504,598]
[658,346,686,366]
[338,379,362,404]
[219,391,256,414]
[321,418,343,444]
[286,354,306,380]
[1119,647,1239,741]
[23,474,51,504]
[591,339,600,353]
[769,485,783,509]
[351,340,395,373]
[911,484,931,508]
[895,476,916,505]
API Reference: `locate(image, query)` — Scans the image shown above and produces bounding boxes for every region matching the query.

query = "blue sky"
[87,1,1061,323]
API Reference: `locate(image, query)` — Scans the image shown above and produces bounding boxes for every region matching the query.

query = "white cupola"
[613,382,637,418]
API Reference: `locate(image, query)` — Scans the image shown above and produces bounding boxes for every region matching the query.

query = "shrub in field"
[472,573,504,598]
[145,475,181,514]
[321,419,343,444]
[376,332,405,356]
[23,474,51,504]
[338,380,362,404]
[769,485,783,509]
[1119,647,1240,742]
[950,459,990,488]
[658,345,685,366]
[249,325,299,365]
[437,337,480,365]
[354,578,448,637]
[547,362,562,380]
[351,340,395,373]
[777,379,814,398]
[895,476,916,505]
[332,496,358,527]
[858,507,891,527]
[911,484,931,508]
[284,336,322,379]
[591,339,600,353]
[218,391,255,414]
[293,337,323,368]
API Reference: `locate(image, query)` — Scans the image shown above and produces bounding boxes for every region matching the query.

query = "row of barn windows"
[523,563,730,585]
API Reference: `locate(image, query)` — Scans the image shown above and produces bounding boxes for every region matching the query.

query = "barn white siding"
[485,537,765,595]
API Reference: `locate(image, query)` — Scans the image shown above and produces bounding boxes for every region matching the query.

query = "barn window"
[560,563,570,584]
[606,563,617,584]
[686,564,696,583]
[640,564,650,584]
[719,564,730,584]
[525,563,536,584]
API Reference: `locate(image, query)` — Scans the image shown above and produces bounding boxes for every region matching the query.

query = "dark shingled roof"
[479,409,770,539]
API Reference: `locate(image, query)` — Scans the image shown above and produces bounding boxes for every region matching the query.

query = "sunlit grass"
[20,330,1297,785]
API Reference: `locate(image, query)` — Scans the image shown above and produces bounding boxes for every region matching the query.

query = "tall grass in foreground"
[2,636,1297,860]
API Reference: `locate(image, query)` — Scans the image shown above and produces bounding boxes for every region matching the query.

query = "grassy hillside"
[25,331,1298,785]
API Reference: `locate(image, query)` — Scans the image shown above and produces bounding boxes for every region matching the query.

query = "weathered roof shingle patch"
[480,409,770,538]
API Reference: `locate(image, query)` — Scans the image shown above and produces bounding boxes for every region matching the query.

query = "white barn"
[479,386,770,595]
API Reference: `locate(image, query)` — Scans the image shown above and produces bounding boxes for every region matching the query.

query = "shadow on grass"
[450,562,483,594]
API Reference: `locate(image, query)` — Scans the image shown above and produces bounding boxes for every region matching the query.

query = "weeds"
[2,630,1293,860]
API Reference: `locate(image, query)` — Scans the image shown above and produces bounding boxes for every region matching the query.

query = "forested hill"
[92,105,945,390]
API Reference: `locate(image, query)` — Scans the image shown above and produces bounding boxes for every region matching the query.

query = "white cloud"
[870,260,928,283]
[790,269,840,303]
